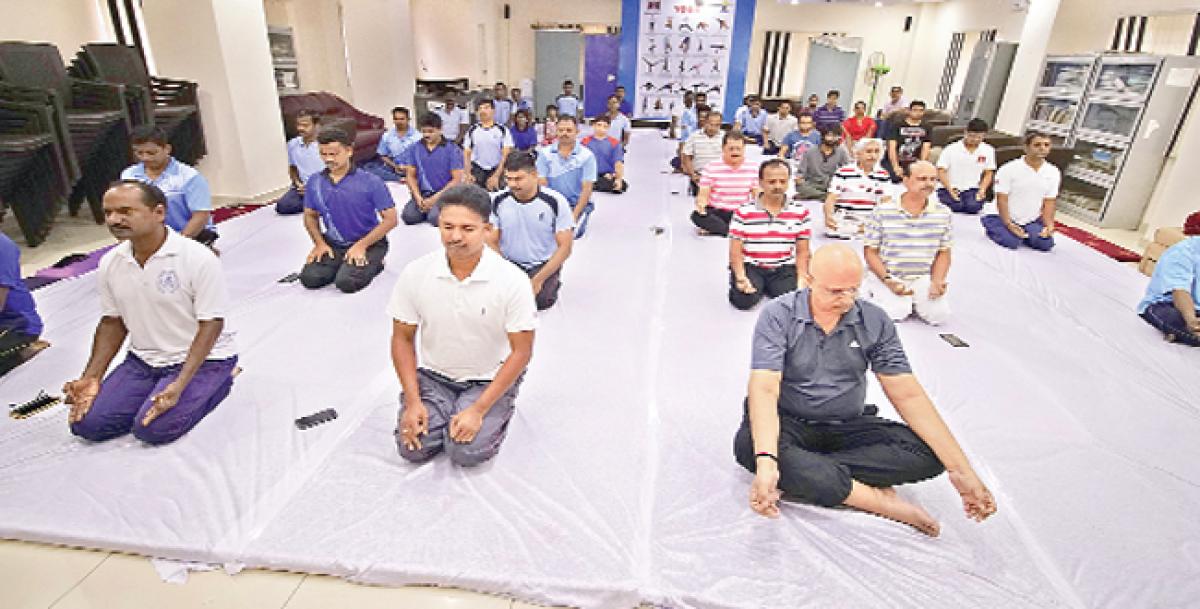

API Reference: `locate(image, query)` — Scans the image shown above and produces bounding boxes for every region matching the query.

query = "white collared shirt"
[98,230,237,367]
[984,157,1060,225]
[387,247,537,382]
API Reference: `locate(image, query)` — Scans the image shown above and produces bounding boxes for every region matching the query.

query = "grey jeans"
[395,368,522,467]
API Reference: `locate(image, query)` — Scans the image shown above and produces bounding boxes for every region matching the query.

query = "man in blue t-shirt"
[121,125,216,246]
[0,232,47,376]
[556,80,582,120]
[300,128,398,293]
[279,110,325,215]
[488,152,574,310]
[362,106,419,183]
[536,116,597,239]
[401,113,466,225]
[582,115,628,195]
[1138,233,1200,346]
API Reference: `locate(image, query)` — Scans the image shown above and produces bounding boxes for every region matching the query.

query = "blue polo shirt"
[287,136,325,183]
[511,124,538,152]
[121,158,213,233]
[494,98,514,125]
[0,233,42,336]
[402,139,464,195]
[752,289,911,421]
[737,108,767,135]
[376,126,419,163]
[556,94,581,118]
[582,135,624,176]
[536,141,597,205]
[489,187,575,268]
[1139,237,1200,314]
[813,105,846,129]
[303,167,394,247]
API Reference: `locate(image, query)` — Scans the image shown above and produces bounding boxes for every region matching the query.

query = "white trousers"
[865,273,951,325]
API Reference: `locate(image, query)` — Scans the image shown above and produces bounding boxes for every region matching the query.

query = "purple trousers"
[981,215,1055,251]
[70,353,239,445]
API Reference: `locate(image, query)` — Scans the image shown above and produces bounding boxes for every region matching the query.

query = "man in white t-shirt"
[435,93,469,146]
[763,100,798,156]
[64,181,238,445]
[390,184,537,467]
[936,119,996,214]
[463,98,514,192]
[981,132,1060,251]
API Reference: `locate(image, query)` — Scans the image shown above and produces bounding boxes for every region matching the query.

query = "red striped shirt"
[699,159,760,212]
[728,201,812,268]
[830,163,892,212]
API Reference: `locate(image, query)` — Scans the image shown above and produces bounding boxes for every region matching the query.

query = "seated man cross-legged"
[935,118,995,214]
[734,244,997,536]
[692,131,760,237]
[582,115,629,194]
[65,181,238,445]
[727,159,812,310]
[300,128,398,293]
[793,124,851,201]
[488,152,574,310]
[391,184,537,467]
[1138,230,1200,346]
[863,161,953,325]
[981,132,1060,251]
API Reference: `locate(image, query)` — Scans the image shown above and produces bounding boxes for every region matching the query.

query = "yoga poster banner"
[633,0,737,120]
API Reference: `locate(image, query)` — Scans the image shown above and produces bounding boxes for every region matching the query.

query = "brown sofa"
[279,92,385,164]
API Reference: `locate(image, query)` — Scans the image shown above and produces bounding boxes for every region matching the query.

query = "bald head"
[810,244,863,284]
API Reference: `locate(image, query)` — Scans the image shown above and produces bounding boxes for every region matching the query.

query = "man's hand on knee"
[64,377,100,424]
[143,380,183,426]
[398,400,429,451]
[449,406,484,444]
[750,461,782,518]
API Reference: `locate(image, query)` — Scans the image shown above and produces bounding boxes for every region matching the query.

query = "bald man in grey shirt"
[734,244,996,536]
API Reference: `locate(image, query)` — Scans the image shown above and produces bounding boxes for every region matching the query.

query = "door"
[584,34,621,117]
[801,37,861,105]
[535,30,582,120]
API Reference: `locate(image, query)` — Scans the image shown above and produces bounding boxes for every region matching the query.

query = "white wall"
[340,0,418,119]
[0,0,114,59]
[266,0,353,100]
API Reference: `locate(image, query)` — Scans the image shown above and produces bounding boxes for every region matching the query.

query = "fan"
[864,52,891,114]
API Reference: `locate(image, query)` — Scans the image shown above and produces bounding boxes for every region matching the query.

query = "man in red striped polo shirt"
[692,132,761,236]
[727,159,812,310]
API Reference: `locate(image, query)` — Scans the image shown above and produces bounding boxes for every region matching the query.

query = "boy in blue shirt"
[0,233,47,376]
[121,125,216,245]
[582,115,628,194]
[300,128,398,293]
[1139,232,1200,346]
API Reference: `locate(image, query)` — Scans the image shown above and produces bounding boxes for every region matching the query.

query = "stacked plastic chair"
[69,43,206,166]
[0,42,130,224]
[0,96,72,245]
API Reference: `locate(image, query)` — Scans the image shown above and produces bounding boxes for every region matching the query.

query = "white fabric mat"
[0,130,1197,609]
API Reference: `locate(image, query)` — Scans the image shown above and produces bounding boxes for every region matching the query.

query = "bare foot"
[876,489,941,537]
[231,366,244,379]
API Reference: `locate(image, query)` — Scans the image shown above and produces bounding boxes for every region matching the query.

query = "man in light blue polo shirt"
[512,87,531,114]
[121,125,216,245]
[556,80,582,120]
[363,106,419,183]
[401,113,466,225]
[492,82,514,126]
[488,152,574,310]
[279,110,325,215]
[1138,232,1200,346]
[733,95,767,146]
[536,116,597,239]
[463,99,513,192]
[300,128,398,293]
[582,115,627,194]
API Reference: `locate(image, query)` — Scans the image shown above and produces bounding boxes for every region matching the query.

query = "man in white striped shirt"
[824,137,892,239]
[692,132,761,236]
[863,161,953,325]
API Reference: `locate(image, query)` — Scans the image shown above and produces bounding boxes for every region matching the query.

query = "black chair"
[0,42,130,223]
[0,99,68,245]
[70,44,206,165]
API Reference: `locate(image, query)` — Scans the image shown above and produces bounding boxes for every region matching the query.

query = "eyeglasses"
[813,284,859,298]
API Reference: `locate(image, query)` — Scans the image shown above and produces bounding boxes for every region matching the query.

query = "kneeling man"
[734,244,995,535]
[391,184,537,466]
[65,181,238,444]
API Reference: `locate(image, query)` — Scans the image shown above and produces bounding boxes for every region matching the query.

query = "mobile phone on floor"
[939,333,969,348]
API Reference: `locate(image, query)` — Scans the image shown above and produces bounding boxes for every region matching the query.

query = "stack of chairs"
[69,43,206,165]
[0,42,130,224]
[0,97,73,246]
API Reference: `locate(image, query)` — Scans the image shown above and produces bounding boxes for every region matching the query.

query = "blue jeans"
[276,186,305,215]
[1140,302,1200,346]
[359,158,404,182]
[938,187,983,214]
[981,215,1054,251]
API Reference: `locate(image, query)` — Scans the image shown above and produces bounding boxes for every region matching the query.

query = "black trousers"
[690,208,734,236]
[0,327,38,377]
[1140,302,1200,347]
[523,262,562,310]
[733,403,944,507]
[471,162,504,191]
[594,173,628,194]
[300,237,389,294]
[729,263,797,310]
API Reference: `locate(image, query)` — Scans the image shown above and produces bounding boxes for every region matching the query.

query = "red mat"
[1055,224,1142,263]
[212,202,268,223]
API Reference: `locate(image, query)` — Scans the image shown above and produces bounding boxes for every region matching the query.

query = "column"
[993,0,1062,134]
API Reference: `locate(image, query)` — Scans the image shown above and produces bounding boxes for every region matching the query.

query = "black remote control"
[295,408,338,430]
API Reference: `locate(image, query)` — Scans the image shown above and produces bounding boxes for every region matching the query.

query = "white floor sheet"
[0,130,1197,609]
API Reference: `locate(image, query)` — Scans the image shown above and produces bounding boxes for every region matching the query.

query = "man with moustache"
[391,184,537,467]
[64,181,238,445]
[692,131,760,236]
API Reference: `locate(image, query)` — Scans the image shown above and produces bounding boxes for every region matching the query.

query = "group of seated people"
[0,79,1197,540]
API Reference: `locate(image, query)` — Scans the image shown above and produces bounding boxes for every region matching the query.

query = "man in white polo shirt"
[463,99,513,192]
[436,93,469,146]
[692,131,760,236]
[864,161,953,324]
[390,184,537,467]
[936,119,996,214]
[488,152,574,310]
[981,132,1059,252]
[681,108,722,197]
[64,181,238,445]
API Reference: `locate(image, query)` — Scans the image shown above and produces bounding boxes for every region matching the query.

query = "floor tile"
[0,540,110,609]
[50,553,303,609]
